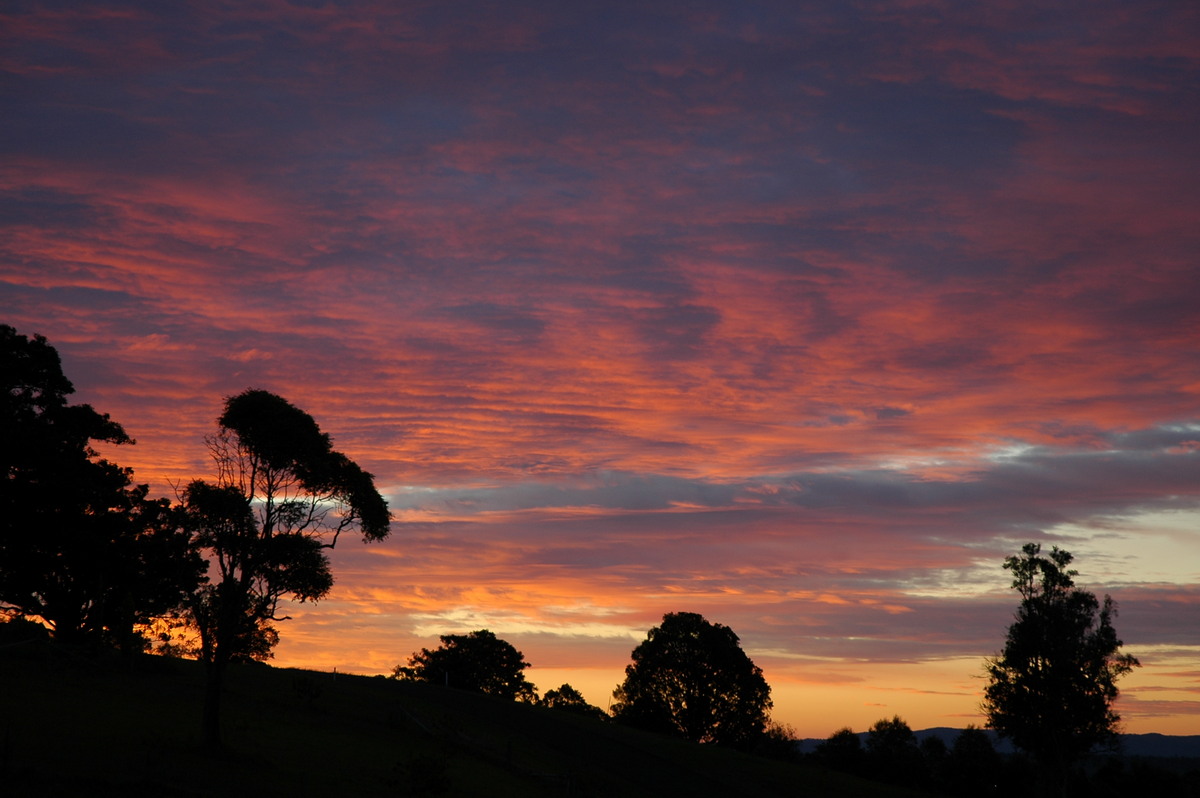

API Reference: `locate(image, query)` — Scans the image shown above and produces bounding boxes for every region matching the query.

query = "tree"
[814,727,864,773]
[945,725,1000,797]
[184,389,391,747]
[393,629,537,701]
[611,611,772,748]
[539,683,607,720]
[755,720,802,762]
[865,715,924,787]
[0,324,202,649]
[982,543,1139,794]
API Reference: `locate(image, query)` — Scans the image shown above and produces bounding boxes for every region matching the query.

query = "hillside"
[1,643,934,798]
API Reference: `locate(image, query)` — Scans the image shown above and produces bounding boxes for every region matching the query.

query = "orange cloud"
[5,0,1199,738]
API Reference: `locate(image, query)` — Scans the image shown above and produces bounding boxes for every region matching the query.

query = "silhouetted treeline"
[1,324,393,751]
[810,719,1200,797]
[0,323,1180,782]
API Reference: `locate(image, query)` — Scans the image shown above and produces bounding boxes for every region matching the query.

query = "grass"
[1,643,937,797]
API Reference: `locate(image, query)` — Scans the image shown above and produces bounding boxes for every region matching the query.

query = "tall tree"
[185,389,391,747]
[611,611,772,748]
[982,543,1139,795]
[392,629,537,702]
[0,324,202,649]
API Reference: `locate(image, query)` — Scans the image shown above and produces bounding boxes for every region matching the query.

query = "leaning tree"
[982,543,1139,795]
[611,611,772,748]
[184,389,391,747]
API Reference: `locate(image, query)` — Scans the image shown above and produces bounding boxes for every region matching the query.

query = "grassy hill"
[0,642,938,797]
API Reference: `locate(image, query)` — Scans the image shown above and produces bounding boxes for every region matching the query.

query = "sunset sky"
[4,1,1199,738]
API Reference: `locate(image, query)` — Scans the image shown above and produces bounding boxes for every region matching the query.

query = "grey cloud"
[389,425,1200,533]
[437,302,548,344]
[399,470,741,514]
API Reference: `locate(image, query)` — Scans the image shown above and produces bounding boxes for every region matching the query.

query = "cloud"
[5,0,1198,735]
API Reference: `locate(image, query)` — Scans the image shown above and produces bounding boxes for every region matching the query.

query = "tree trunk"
[202,658,225,751]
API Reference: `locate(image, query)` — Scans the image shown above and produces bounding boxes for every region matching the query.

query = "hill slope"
[1,644,932,797]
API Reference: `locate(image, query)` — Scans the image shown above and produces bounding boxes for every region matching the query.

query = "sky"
[3,0,1199,738]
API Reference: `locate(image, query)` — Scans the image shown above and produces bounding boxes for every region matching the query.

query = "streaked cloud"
[4,0,1198,736]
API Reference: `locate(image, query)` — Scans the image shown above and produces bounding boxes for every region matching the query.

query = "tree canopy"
[393,629,537,701]
[814,727,865,773]
[212,389,391,546]
[945,725,1000,797]
[184,388,391,746]
[982,543,1139,792]
[611,611,772,748]
[539,683,607,720]
[865,715,924,787]
[0,324,202,649]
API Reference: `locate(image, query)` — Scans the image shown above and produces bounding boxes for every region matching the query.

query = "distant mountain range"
[797,728,1200,759]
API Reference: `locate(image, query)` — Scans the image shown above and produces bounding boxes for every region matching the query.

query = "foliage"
[944,725,1000,797]
[184,479,330,664]
[754,720,802,762]
[865,716,924,787]
[212,389,391,545]
[0,324,203,649]
[611,611,772,748]
[815,727,864,773]
[393,629,537,701]
[866,715,916,755]
[815,723,1002,794]
[539,683,607,720]
[183,389,391,745]
[982,543,1139,790]
[184,390,392,660]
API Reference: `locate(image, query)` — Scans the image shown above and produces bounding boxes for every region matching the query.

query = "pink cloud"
[5,0,1199,735]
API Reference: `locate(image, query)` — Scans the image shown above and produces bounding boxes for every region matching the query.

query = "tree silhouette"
[945,725,1000,797]
[814,727,864,773]
[539,683,607,720]
[611,611,772,748]
[865,715,924,787]
[184,389,391,747]
[0,325,202,650]
[755,720,802,762]
[982,543,1139,796]
[393,629,536,701]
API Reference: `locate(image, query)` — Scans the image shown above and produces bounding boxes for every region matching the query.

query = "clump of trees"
[539,683,607,720]
[813,720,1001,796]
[982,542,1139,795]
[808,545,1141,796]
[611,611,773,749]
[393,629,537,701]
[0,324,204,651]
[389,612,780,752]
[865,715,926,787]
[3,325,1156,777]
[0,325,392,749]
[391,630,613,721]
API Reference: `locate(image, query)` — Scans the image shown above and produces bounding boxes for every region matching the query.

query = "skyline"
[3,0,1199,737]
